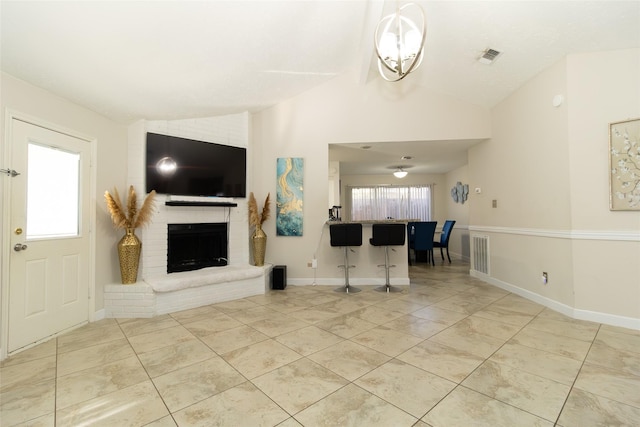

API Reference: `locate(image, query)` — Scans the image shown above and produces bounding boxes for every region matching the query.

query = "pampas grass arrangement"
[248,192,270,227]
[104,185,157,230]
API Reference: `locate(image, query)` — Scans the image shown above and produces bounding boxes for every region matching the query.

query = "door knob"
[14,243,27,252]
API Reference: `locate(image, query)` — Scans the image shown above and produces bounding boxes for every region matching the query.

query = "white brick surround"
[104,113,264,318]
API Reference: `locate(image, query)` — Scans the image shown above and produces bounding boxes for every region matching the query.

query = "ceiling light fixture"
[374,2,426,82]
[393,167,408,178]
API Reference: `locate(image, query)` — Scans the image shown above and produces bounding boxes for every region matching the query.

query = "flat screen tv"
[146,132,246,198]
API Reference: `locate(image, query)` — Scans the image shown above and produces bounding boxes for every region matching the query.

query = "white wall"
[252,71,491,281]
[0,72,128,322]
[444,164,471,260]
[565,49,640,321]
[468,49,640,327]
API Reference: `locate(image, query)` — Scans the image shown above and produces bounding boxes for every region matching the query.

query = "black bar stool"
[329,223,362,293]
[370,223,406,293]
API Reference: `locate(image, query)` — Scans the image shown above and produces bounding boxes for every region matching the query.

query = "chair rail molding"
[468,225,640,242]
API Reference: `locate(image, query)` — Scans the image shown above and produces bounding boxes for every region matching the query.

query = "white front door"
[7,119,91,353]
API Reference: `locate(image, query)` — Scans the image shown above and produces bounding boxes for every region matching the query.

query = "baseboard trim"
[470,270,640,330]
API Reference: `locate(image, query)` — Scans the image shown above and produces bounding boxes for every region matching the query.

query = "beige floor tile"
[411,306,469,325]
[462,360,571,421]
[557,388,640,427]
[473,305,536,327]
[315,313,378,339]
[431,294,493,315]
[574,362,640,408]
[172,382,289,427]
[277,418,304,427]
[348,305,407,325]
[223,339,302,379]
[396,340,485,383]
[199,324,270,354]
[127,325,197,354]
[182,312,243,337]
[585,340,640,377]
[527,316,599,342]
[595,328,640,354]
[275,325,344,356]
[355,359,456,418]
[145,415,178,427]
[56,338,135,377]
[252,358,348,414]
[55,355,148,410]
[264,298,315,314]
[137,339,216,378]
[152,356,245,413]
[457,315,522,341]
[510,327,592,361]
[55,380,168,427]
[211,298,261,313]
[384,314,450,339]
[371,297,426,314]
[5,262,634,427]
[490,294,545,315]
[429,323,506,359]
[168,304,220,324]
[288,306,343,323]
[56,322,125,354]
[11,412,55,427]
[351,326,424,357]
[224,305,281,324]
[308,340,391,381]
[464,284,510,299]
[600,323,640,337]
[248,313,310,337]
[0,356,56,392]
[0,340,56,368]
[0,378,55,426]
[400,290,453,306]
[423,386,553,427]
[294,383,418,427]
[117,314,180,337]
[490,342,582,385]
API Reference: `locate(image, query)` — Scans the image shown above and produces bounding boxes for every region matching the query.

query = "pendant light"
[374,2,426,82]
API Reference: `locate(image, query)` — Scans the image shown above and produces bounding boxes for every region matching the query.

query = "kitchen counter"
[318,220,412,288]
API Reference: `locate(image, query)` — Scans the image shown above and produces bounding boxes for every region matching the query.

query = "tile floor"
[2,261,639,426]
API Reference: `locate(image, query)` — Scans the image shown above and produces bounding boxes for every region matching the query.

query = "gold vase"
[251,224,267,266]
[118,228,141,284]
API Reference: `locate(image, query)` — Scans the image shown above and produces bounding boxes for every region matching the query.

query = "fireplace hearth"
[167,223,228,273]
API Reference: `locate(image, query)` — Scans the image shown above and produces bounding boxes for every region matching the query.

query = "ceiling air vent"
[478,48,502,65]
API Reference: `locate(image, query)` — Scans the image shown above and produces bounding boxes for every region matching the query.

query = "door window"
[26,142,80,239]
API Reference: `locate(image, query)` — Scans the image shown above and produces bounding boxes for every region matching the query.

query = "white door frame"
[1,110,97,360]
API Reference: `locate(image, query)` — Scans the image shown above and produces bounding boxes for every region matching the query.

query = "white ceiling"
[2,0,639,174]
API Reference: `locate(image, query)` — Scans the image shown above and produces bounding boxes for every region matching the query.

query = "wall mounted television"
[146,132,246,198]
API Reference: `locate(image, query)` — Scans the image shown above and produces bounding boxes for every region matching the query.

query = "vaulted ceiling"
[2,1,639,174]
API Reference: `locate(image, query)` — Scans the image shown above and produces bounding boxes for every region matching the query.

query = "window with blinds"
[349,185,432,221]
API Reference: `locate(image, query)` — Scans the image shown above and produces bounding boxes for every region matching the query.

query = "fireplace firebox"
[167,223,228,273]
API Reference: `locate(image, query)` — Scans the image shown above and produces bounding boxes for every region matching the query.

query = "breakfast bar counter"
[314,220,415,288]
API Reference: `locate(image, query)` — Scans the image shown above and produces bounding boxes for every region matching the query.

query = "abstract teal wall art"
[276,157,304,236]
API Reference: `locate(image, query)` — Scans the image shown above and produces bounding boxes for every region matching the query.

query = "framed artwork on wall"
[609,118,640,211]
[276,157,304,235]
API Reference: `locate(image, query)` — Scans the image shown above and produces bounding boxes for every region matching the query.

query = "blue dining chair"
[408,221,437,266]
[434,220,456,263]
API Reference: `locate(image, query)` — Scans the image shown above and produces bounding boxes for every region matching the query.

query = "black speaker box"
[271,265,287,290]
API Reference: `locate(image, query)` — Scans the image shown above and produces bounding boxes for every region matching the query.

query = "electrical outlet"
[542,272,548,285]
[312,259,317,268]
